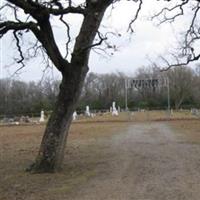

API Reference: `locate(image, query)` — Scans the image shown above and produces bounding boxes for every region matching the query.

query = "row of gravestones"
[73,101,120,120]
[1,102,121,124]
[41,107,200,122]
[2,116,31,124]
[1,110,45,125]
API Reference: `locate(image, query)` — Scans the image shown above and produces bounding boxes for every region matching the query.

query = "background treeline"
[1,65,200,117]
[0,78,60,117]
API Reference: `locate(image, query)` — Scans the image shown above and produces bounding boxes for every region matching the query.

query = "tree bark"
[27,1,112,173]
[28,65,88,173]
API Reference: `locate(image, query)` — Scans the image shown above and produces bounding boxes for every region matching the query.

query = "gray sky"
[0,0,194,81]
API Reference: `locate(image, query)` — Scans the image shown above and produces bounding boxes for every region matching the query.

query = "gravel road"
[70,122,200,200]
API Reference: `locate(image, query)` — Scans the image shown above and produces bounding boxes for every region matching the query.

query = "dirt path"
[69,122,200,200]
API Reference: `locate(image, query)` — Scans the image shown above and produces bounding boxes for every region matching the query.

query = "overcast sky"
[0,0,195,81]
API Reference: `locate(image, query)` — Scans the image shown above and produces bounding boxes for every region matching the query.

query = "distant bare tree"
[167,66,194,109]
[192,65,200,107]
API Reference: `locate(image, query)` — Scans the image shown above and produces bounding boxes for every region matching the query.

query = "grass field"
[0,121,128,200]
[169,120,200,144]
[0,111,200,200]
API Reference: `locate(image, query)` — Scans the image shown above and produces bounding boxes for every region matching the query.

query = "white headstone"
[85,105,91,117]
[39,110,45,122]
[112,102,118,116]
[73,111,77,120]
[91,113,95,118]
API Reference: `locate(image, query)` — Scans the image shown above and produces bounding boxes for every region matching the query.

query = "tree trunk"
[28,66,88,173]
[27,1,112,173]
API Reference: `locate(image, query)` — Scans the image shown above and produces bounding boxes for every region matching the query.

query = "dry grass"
[169,120,200,144]
[0,122,127,200]
[74,110,197,123]
[0,110,199,200]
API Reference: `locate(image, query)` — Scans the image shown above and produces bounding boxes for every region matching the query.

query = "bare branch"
[159,52,200,72]
[59,15,71,58]
[83,31,107,51]
[184,2,200,50]
[26,40,42,58]
[7,0,85,18]
[152,0,189,25]
[0,21,38,37]
[49,6,85,16]
[128,0,143,33]
[150,0,200,69]
[13,30,25,66]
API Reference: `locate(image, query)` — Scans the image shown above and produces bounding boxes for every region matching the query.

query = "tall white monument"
[112,102,118,116]
[85,105,91,117]
[73,111,77,120]
[39,110,45,122]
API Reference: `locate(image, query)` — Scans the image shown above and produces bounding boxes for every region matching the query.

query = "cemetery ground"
[1,111,200,200]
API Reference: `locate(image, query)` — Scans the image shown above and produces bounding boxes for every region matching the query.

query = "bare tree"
[0,0,144,173]
[167,66,194,109]
[1,0,200,173]
[192,65,200,107]
[152,0,200,69]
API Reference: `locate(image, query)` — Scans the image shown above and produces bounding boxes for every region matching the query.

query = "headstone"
[73,111,77,120]
[91,113,95,118]
[112,102,118,116]
[85,106,91,117]
[8,118,14,123]
[191,108,199,116]
[39,110,45,122]
[20,116,30,123]
[20,116,25,123]
[14,116,20,122]
[118,106,120,113]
